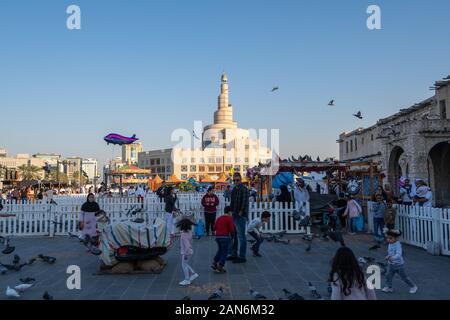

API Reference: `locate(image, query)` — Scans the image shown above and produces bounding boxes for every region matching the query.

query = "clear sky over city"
[1,0,450,167]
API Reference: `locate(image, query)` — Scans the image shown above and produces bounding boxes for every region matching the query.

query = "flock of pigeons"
[272,86,364,120]
[182,282,324,301]
[1,236,56,299]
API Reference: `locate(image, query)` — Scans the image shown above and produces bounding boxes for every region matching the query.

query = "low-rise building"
[337,75,450,207]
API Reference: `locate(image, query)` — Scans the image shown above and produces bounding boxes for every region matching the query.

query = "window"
[216,157,222,163]
[208,157,215,163]
[355,138,358,151]
[191,158,196,163]
[199,166,205,172]
[190,165,197,172]
[156,159,160,165]
[245,158,249,163]
[161,158,165,164]
[350,140,353,152]
[371,134,374,141]
[208,166,215,172]
[166,166,171,172]
[216,166,222,172]
[226,157,232,163]
[181,174,187,180]
[150,159,155,165]
[440,100,447,119]
[181,165,188,172]
[346,141,349,153]
[225,165,232,172]
[182,158,187,164]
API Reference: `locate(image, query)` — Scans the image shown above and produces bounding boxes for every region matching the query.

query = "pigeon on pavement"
[14,283,33,292]
[208,287,223,300]
[6,286,20,299]
[249,289,267,300]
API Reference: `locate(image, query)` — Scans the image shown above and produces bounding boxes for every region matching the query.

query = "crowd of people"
[1,173,424,300]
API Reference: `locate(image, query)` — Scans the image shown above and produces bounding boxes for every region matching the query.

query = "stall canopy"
[200,174,214,183]
[152,175,163,191]
[166,174,182,184]
[216,172,229,183]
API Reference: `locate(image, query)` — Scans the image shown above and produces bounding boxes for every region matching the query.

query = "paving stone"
[1,234,449,300]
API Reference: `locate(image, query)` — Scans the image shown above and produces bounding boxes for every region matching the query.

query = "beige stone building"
[338,76,450,207]
[138,74,273,181]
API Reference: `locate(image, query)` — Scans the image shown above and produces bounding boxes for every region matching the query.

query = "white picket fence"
[367,202,450,256]
[0,198,308,237]
[52,192,226,205]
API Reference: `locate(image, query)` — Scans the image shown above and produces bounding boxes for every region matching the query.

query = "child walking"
[177,218,199,286]
[382,229,418,294]
[247,211,271,257]
[212,206,235,273]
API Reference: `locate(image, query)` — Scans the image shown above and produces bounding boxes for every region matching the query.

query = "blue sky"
[1,0,449,167]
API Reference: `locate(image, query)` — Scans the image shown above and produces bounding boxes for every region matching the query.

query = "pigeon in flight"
[328,100,335,106]
[249,289,267,300]
[271,86,279,92]
[353,111,363,119]
[208,287,224,300]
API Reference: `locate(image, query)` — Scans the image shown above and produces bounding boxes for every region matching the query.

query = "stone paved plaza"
[1,233,449,300]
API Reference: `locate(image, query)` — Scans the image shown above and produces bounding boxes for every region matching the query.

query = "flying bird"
[328,100,335,106]
[208,287,224,300]
[353,111,363,119]
[249,289,267,300]
[271,86,279,92]
[308,282,322,300]
[14,283,33,292]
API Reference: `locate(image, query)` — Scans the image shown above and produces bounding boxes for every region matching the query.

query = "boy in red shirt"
[212,206,235,273]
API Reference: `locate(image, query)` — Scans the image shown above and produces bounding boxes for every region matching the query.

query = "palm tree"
[17,164,42,181]
[46,171,69,184]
